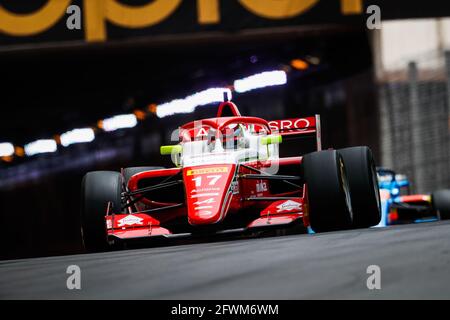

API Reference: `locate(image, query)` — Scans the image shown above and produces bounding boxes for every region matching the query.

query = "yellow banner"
[186,167,229,176]
[0,0,365,42]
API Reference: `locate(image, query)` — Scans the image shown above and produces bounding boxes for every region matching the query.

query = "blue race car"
[376,168,450,226]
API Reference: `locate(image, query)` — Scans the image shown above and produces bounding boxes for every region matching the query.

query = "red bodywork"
[105,102,321,241]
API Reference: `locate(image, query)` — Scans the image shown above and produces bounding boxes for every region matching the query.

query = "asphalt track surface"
[2,221,450,299]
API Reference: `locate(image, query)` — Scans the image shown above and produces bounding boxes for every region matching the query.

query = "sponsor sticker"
[276,200,302,212]
[268,118,312,131]
[117,215,144,227]
[256,180,268,193]
[186,167,228,176]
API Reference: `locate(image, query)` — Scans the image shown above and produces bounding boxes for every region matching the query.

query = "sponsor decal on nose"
[276,200,302,212]
[117,215,144,227]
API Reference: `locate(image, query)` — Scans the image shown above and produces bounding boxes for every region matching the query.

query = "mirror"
[261,134,282,145]
[160,145,182,155]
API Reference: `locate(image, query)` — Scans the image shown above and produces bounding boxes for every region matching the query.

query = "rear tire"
[339,146,381,228]
[432,189,450,220]
[303,150,353,232]
[81,171,122,252]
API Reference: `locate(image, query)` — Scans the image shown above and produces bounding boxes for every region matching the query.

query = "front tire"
[432,189,450,220]
[123,166,164,188]
[339,146,381,228]
[303,150,353,232]
[81,171,122,252]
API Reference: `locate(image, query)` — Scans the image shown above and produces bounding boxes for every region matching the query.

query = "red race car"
[80,101,381,251]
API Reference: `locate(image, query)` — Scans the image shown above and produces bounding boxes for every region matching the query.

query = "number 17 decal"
[192,175,222,187]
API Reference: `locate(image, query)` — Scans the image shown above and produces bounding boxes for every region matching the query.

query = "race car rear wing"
[268,115,322,154]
